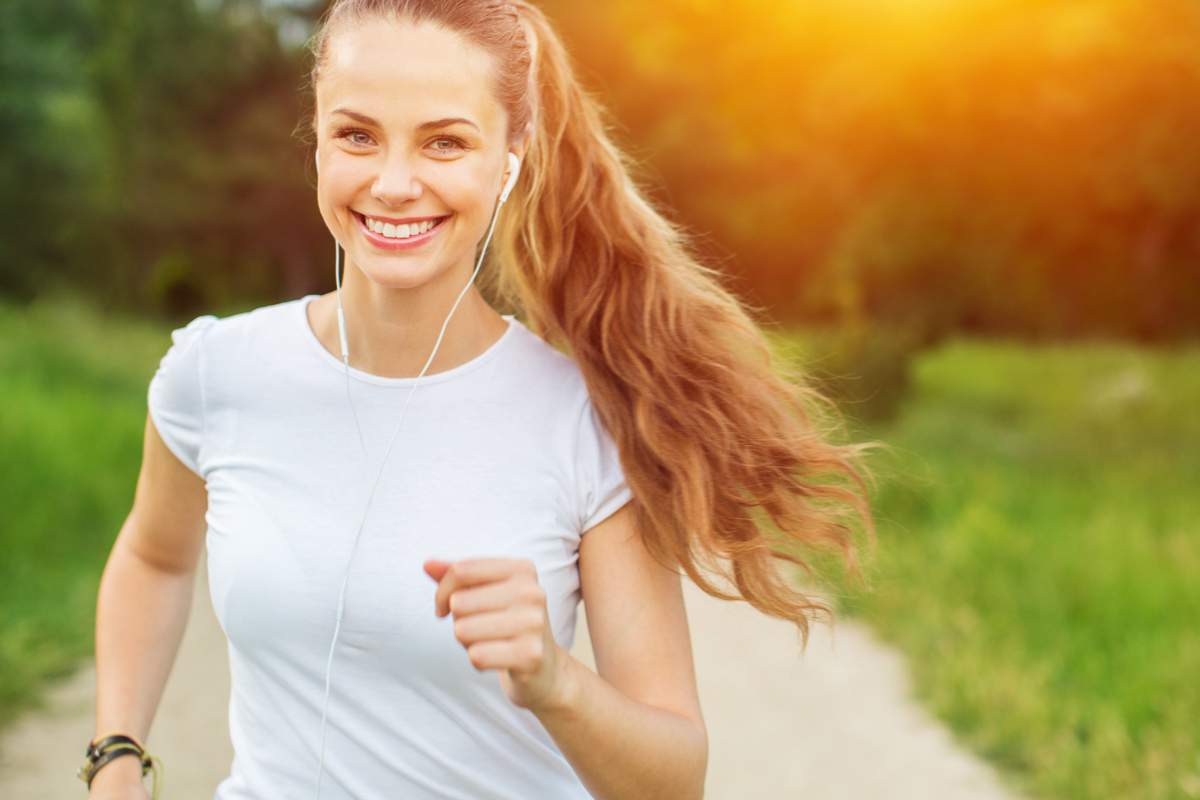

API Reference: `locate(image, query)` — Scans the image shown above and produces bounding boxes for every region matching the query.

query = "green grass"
[0,291,172,727]
[801,335,1200,800]
[2,294,1197,800]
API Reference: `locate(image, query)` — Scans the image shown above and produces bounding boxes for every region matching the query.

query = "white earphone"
[312,150,521,798]
[500,150,521,204]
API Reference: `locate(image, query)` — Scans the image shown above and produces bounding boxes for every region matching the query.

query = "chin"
[356,260,442,291]
[355,248,473,292]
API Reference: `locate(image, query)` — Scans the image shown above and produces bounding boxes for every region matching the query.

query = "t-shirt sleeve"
[147,314,219,477]
[574,391,634,535]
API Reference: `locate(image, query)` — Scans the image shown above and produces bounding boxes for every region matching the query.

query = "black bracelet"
[77,732,162,797]
[85,745,145,787]
[78,734,149,789]
[85,733,143,761]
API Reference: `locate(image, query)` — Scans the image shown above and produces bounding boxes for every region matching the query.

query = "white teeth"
[364,216,438,239]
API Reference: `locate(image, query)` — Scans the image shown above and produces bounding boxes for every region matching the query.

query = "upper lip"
[356,211,450,225]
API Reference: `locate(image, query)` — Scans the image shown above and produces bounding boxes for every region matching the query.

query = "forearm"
[91,528,195,786]
[533,647,707,800]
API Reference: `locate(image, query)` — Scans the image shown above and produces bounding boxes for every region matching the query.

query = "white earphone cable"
[313,155,516,798]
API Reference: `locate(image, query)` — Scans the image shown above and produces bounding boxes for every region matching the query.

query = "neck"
[325,257,506,380]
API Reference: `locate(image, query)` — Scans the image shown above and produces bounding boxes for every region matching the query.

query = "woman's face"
[314,17,513,290]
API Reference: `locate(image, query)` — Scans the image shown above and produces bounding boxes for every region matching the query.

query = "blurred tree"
[79,0,323,317]
[0,0,323,317]
[0,0,1195,341]
[0,0,97,302]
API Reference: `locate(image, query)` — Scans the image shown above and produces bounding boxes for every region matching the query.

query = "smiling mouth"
[353,211,451,241]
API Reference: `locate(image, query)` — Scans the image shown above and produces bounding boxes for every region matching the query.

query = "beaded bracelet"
[76,733,163,798]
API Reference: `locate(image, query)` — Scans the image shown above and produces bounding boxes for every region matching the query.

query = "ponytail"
[495,1,883,649]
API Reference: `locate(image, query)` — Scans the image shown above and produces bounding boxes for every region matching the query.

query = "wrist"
[538,645,582,718]
[86,750,145,791]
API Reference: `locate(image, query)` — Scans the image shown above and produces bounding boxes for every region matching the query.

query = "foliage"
[0,0,1196,335]
[0,290,164,726]
[811,331,1200,800]
[594,0,1200,341]
[0,0,323,318]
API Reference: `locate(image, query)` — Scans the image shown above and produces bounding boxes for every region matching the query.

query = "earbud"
[500,152,521,205]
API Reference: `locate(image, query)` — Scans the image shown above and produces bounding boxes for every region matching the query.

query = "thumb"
[423,558,451,581]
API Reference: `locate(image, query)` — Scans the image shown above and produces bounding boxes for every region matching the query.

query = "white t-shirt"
[146,293,632,799]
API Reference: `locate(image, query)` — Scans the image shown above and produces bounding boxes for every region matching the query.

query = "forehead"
[317,17,503,132]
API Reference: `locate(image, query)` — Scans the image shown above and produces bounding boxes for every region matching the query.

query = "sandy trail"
[0,553,1027,799]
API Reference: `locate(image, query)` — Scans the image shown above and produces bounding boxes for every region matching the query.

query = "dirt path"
[0,553,1028,799]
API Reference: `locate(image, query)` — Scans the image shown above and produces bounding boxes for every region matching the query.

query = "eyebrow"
[330,108,480,132]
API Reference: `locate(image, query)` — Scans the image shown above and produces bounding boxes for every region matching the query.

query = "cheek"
[432,171,490,215]
[317,173,366,230]
[437,155,499,203]
[320,168,361,204]
[315,194,346,244]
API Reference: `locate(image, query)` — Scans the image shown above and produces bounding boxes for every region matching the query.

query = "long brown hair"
[304,0,884,650]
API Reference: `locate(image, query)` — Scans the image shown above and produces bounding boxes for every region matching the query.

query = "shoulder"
[503,322,618,453]
[503,318,593,405]
[179,295,313,383]
[156,296,308,405]
[198,295,302,348]
[495,321,616,469]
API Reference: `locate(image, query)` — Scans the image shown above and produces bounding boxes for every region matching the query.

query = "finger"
[423,559,452,581]
[434,558,529,618]
[453,607,543,646]
[448,576,528,617]
[466,637,542,673]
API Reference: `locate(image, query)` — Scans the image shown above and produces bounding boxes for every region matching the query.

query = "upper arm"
[123,313,217,573]
[578,502,706,737]
[118,411,208,575]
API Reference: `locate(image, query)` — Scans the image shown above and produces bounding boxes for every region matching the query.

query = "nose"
[370,150,423,207]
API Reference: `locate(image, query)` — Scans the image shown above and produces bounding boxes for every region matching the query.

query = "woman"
[83,1,880,798]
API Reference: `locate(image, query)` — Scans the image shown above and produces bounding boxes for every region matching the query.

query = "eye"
[333,127,373,147]
[429,136,468,154]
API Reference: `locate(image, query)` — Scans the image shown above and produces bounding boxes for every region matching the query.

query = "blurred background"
[0,0,1196,798]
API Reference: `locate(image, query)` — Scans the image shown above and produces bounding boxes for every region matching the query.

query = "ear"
[513,127,531,163]
[499,135,530,203]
